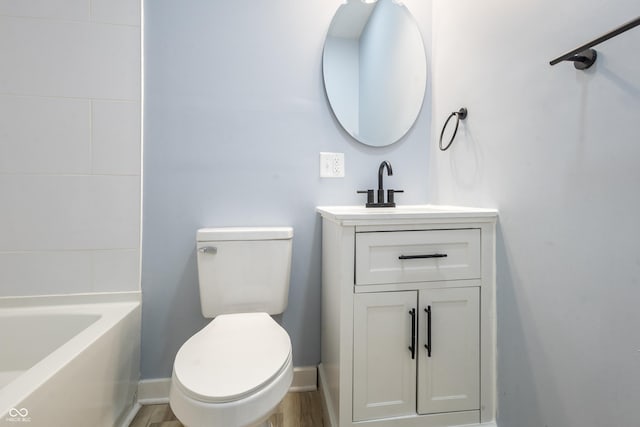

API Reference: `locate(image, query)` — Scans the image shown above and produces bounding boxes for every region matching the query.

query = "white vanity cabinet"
[317,206,497,427]
[353,287,480,421]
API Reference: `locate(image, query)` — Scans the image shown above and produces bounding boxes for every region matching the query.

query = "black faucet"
[377,161,392,204]
[357,161,404,208]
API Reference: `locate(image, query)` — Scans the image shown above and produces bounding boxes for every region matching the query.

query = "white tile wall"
[0,175,140,251]
[0,0,90,21]
[0,1,141,297]
[0,249,140,296]
[0,251,94,296]
[0,95,91,174]
[92,101,141,175]
[0,17,140,100]
[92,249,140,292]
[91,0,140,26]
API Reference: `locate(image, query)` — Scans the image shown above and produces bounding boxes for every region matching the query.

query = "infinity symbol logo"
[8,408,28,417]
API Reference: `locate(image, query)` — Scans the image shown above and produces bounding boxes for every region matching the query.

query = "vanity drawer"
[355,229,481,285]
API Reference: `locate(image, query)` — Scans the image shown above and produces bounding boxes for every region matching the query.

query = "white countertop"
[316,204,498,223]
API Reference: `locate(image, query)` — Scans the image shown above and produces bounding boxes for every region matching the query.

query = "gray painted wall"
[142,0,432,379]
[430,1,640,426]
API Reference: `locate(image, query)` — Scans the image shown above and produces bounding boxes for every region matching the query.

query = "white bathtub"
[0,293,141,427]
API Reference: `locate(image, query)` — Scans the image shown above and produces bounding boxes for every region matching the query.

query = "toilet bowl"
[169,227,295,427]
[170,313,293,427]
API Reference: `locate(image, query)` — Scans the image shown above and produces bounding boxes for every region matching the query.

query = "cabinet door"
[418,287,480,415]
[353,291,417,421]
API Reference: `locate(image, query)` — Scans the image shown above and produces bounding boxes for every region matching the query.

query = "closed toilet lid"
[173,312,292,403]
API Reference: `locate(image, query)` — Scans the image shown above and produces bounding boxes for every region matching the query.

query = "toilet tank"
[196,227,293,317]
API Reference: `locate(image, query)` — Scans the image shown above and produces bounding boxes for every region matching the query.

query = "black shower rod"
[550,16,640,69]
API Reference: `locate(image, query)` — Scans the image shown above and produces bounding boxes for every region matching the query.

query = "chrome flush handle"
[198,246,217,254]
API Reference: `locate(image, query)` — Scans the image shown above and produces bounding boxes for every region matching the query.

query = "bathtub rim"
[0,291,141,420]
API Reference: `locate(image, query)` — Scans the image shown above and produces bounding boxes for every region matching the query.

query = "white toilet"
[169,227,294,427]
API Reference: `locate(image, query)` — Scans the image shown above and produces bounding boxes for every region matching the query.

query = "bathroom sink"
[316,204,498,222]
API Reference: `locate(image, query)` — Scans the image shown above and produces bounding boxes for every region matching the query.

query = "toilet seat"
[172,312,292,404]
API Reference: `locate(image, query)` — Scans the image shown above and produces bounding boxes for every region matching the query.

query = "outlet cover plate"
[320,152,345,178]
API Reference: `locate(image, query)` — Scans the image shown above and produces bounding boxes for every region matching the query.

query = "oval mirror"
[323,0,427,147]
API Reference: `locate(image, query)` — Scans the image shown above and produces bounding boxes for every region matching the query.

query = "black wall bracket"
[562,49,597,70]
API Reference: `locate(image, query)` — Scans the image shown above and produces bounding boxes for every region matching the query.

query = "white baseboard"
[290,366,318,392]
[138,366,318,404]
[137,378,171,404]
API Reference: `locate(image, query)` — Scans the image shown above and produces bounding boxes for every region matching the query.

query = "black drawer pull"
[398,253,448,260]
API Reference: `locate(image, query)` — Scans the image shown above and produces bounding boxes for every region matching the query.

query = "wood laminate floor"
[129,391,324,427]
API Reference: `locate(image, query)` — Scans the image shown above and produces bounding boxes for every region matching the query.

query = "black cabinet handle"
[399,254,447,260]
[424,306,432,357]
[408,308,416,359]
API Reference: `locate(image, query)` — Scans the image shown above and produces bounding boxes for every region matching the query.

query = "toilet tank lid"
[197,226,293,241]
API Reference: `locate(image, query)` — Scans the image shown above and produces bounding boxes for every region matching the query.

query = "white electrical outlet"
[320,152,345,178]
